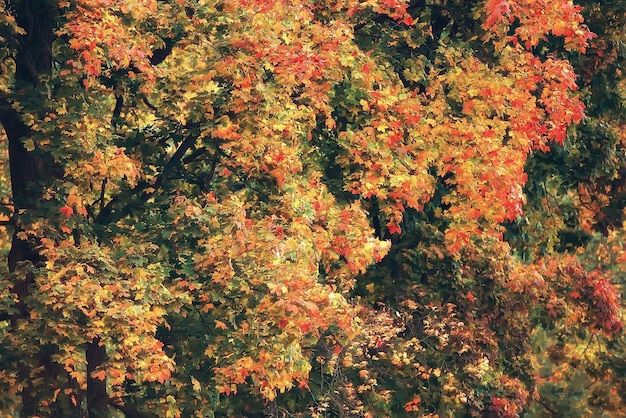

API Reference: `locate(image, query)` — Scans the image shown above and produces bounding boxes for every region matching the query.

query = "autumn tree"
[0,0,623,417]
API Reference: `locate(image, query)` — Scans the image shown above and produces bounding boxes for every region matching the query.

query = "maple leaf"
[387,222,402,235]
[59,205,74,218]
[91,369,107,381]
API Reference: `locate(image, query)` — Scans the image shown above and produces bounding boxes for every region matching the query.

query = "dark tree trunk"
[86,338,108,417]
[1,0,54,407]
[0,1,109,416]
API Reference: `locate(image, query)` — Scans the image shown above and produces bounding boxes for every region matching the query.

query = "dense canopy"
[0,0,625,416]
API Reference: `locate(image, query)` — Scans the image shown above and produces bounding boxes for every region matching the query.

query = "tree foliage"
[0,0,624,417]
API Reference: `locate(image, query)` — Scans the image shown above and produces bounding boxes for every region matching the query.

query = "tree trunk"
[0,1,107,416]
[86,339,108,417]
[1,101,39,411]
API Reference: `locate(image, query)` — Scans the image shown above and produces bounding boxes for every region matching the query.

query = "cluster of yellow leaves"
[15,238,176,397]
[14,81,143,227]
[168,179,388,399]
[64,115,141,187]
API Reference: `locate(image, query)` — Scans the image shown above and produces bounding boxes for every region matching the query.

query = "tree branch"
[96,133,199,225]
[205,150,220,190]
[111,95,123,127]
[151,133,198,192]
[142,97,158,112]
[182,148,209,164]
[150,38,176,66]
[99,178,107,212]
[537,396,559,416]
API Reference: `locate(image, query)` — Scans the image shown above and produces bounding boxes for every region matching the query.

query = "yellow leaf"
[23,138,35,151]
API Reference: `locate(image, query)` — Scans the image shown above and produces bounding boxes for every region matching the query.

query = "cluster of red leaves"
[542,257,623,336]
[58,0,183,85]
[571,266,623,335]
[489,395,523,418]
[481,0,595,52]
[487,376,531,418]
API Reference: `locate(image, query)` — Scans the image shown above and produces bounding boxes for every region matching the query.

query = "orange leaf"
[156,369,170,384]
[92,369,107,381]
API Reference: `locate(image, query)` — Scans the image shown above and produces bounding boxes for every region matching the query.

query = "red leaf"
[299,321,311,333]
[59,205,74,218]
[387,222,402,235]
